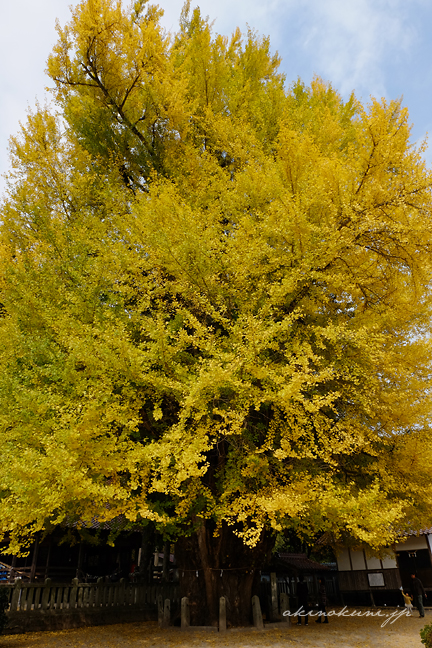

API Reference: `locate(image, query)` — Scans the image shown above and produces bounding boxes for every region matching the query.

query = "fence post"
[41,578,51,611]
[107,582,113,607]
[61,586,69,609]
[21,584,29,611]
[10,578,22,613]
[219,596,226,633]
[252,595,263,630]
[77,583,84,608]
[181,596,190,629]
[280,592,290,625]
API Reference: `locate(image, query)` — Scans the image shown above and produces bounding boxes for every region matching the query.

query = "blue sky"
[1,0,432,194]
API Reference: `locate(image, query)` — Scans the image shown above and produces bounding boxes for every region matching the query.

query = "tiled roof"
[403,528,432,536]
[274,552,330,572]
[70,515,141,531]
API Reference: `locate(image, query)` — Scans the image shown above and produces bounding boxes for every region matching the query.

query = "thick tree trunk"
[138,527,154,583]
[175,522,274,627]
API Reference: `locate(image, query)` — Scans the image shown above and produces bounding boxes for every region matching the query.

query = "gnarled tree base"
[175,523,274,626]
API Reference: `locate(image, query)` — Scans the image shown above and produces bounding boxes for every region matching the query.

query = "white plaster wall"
[336,548,351,571]
[365,555,381,569]
[395,536,427,552]
[381,554,397,569]
[350,549,366,570]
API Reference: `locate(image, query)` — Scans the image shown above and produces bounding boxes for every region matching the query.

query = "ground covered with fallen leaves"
[0,611,428,648]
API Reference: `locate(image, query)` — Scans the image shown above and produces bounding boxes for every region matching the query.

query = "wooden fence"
[2,577,179,626]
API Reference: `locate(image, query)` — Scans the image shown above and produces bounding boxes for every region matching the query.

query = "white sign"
[368,572,385,587]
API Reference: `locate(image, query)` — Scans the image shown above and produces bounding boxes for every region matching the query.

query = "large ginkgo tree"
[1,0,432,625]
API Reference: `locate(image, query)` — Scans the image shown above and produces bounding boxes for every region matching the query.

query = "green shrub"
[420,622,432,647]
[0,588,9,634]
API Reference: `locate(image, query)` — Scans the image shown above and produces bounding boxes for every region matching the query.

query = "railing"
[3,578,179,614]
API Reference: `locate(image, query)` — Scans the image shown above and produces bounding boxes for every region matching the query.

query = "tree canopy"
[1,0,432,561]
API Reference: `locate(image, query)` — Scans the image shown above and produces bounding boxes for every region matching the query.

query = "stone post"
[181,596,190,629]
[10,578,22,613]
[270,572,279,620]
[252,595,263,630]
[219,596,227,632]
[280,592,290,624]
[118,578,126,607]
[95,577,103,607]
[163,598,170,627]
[70,578,79,609]
[41,578,51,611]
[157,593,164,627]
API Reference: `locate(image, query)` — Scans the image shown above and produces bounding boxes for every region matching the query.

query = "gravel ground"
[0,610,427,648]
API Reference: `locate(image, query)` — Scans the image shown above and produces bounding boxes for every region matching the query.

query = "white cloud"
[161,0,421,102]
[284,0,417,99]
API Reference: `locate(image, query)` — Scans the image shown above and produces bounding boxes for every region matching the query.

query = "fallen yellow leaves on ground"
[0,614,425,648]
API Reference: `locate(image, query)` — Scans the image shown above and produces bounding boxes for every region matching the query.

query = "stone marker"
[219,596,226,632]
[280,592,290,624]
[181,596,190,629]
[95,577,103,606]
[163,598,170,627]
[41,578,51,611]
[70,578,79,609]
[157,594,163,627]
[270,572,279,620]
[10,578,23,613]
[252,595,263,630]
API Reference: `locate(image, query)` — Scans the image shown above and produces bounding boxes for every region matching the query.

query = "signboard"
[368,572,385,587]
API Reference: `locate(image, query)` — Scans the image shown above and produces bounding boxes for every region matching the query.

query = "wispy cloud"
[161,0,421,101]
[293,0,417,99]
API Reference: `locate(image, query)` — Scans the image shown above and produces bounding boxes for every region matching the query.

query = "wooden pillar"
[76,541,84,580]
[44,536,52,580]
[30,534,40,582]
[313,573,319,601]
[139,528,154,583]
[137,532,144,576]
[162,541,170,583]
[9,555,17,582]
[370,589,376,607]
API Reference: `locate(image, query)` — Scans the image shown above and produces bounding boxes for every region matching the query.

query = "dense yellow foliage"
[1,0,432,553]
